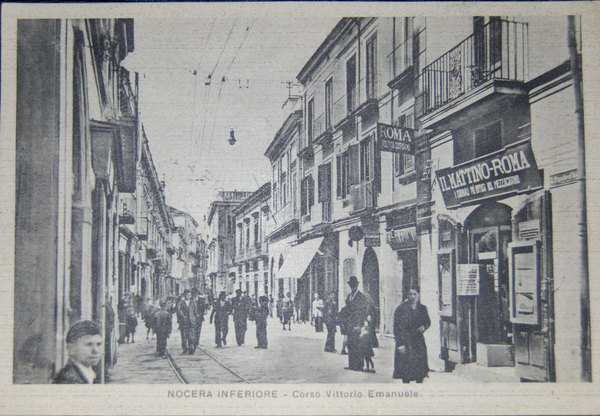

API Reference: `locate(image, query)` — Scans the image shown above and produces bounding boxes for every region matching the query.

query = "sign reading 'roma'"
[436,141,543,208]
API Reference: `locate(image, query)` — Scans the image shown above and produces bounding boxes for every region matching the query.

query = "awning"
[275,237,324,280]
[268,238,293,270]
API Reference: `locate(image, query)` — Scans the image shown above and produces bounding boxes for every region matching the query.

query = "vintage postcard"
[1,1,599,414]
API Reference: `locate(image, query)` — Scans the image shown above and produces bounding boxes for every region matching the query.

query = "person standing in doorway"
[312,293,324,332]
[342,275,372,371]
[323,291,338,352]
[153,300,172,358]
[210,291,231,347]
[393,286,431,383]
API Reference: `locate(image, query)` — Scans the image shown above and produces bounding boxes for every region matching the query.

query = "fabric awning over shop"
[275,237,324,280]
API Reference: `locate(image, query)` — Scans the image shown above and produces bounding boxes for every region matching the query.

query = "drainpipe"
[391,17,396,124]
[568,15,590,382]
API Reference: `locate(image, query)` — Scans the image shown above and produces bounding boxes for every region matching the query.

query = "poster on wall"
[438,251,454,316]
[457,264,480,296]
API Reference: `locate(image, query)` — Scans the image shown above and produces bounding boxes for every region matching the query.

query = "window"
[300,174,315,216]
[393,114,415,176]
[272,182,278,212]
[474,120,502,158]
[307,98,314,146]
[281,172,287,206]
[318,163,332,202]
[366,35,377,99]
[291,167,297,214]
[254,220,259,246]
[246,223,250,249]
[346,55,356,113]
[360,137,374,182]
[325,78,333,129]
[337,145,360,199]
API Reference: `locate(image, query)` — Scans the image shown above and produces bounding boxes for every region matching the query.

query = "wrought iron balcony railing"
[418,19,528,116]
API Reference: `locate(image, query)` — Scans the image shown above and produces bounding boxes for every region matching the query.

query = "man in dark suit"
[52,320,102,384]
[232,289,250,346]
[177,289,198,354]
[210,291,231,347]
[323,291,338,352]
[192,291,207,349]
[153,300,172,358]
[342,275,372,371]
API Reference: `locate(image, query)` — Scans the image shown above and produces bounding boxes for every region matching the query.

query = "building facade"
[264,110,303,300]
[169,206,200,292]
[206,191,254,295]
[231,183,271,299]
[14,18,136,383]
[294,16,588,382]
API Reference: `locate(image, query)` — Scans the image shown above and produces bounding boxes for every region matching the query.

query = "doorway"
[362,248,380,328]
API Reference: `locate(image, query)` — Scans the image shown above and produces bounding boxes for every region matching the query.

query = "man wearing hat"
[232,288,250,346]
[177,289,198,354]
[52,320,103,384]
[210,291,232,347]
[342,275,373,371]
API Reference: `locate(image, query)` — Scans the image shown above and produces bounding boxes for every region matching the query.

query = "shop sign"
[386,226,417,250]
[550,169,578,188]
[377,123,414,154]
[436,141,543,208]
[364,234,381,247]
[457,264,480,296]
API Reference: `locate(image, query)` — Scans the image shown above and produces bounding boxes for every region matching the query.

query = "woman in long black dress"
[393,286,430,383]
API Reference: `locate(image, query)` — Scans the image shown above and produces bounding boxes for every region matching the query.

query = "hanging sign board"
[364,234,381,247]
[377,123,414,154]
[435,141,543,208]
[457,264,480,296]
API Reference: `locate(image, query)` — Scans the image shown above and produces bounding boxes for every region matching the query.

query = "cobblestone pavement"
[108,315,476,384]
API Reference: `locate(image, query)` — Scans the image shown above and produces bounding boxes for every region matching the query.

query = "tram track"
[165,346,252,384]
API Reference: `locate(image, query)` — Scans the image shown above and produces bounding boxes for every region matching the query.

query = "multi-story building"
[169,206,200,292]
[196,237,208,294]
[206,191,254,295]
[295,15,588,382]
[231,183,271,299]
[264,110,303,300]
[137,129,174,301]
[14,18,136,383]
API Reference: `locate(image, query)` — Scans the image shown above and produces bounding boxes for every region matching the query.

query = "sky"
[123,17,339,232]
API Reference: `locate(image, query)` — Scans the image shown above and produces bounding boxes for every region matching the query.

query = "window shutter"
[349,144,359,185]
[336,155,342,197]
[300,178,307,216]
[318,163,331,202]
[308,175,315,207]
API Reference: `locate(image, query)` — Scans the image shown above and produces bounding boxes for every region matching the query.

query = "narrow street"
[108,315,476,384]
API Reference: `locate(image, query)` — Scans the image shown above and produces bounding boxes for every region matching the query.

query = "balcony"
[350,181,375,213]
[119,199,135,225]
[418,20,528,128]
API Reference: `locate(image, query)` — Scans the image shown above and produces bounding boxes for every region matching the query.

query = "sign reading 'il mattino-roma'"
[436,141,543,208]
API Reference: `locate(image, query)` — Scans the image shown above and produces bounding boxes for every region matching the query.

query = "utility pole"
[568,15,590,382]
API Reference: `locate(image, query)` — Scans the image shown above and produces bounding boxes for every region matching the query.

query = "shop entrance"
[362,248,380,328]
[463,203,513,364]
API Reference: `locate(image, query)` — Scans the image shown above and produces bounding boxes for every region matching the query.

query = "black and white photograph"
[2,1,600,414]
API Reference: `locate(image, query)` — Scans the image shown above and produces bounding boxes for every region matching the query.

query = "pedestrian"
[210,291,231,347]
[254,296,269,349]
[312,293,324,332]
[177,289,198,354]
[282,292,294,330]
[393,286,431,383]
[276,295,283,323]
[232,289,250,346]
[268,295,274,318]
[342,275,373,372]
[52,320,102,384]
[193,292,207,349]
[143,300,157,340]
[153,299,172,358]
[360,320,375,373]
[338,300,349,355]
[323,291,338,352]
[125,307,138,343]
